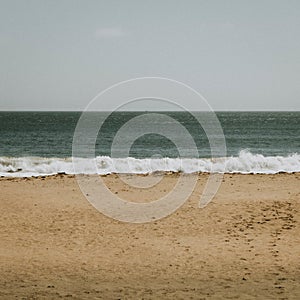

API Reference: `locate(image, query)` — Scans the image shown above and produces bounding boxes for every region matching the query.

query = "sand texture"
[0,173,300,299]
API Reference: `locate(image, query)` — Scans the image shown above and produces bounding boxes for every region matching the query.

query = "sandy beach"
[0,173,299,299]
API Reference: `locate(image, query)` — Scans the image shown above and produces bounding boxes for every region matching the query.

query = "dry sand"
[0,173,300,299]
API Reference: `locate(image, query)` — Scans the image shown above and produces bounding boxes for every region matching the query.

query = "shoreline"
[0,173,299,298]
[1,170,300,179]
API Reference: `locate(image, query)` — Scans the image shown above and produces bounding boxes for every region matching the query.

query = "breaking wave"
[0,150,299,177]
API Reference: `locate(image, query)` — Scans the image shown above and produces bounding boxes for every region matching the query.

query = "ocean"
[0,111,299,176]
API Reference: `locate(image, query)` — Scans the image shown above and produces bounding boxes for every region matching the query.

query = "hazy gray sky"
[0,0,299,110]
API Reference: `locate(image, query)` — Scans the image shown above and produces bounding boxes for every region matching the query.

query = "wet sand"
[0,173,300,299]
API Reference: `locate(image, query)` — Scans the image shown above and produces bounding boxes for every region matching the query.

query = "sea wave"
[0,150,299,177]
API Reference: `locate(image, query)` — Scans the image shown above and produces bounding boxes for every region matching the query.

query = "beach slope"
[0,173,300,299]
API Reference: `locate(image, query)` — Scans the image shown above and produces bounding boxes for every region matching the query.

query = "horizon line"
[0,109,299,112]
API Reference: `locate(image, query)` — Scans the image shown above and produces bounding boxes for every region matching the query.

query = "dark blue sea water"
[0,111,299,176]
[0,111,299,158]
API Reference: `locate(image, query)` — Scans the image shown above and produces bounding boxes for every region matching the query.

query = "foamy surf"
[0,150,299,177]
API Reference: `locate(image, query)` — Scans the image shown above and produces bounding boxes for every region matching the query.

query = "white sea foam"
[0,150,299,177]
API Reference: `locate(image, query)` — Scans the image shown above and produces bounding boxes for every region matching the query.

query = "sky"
[0,0,299,111]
